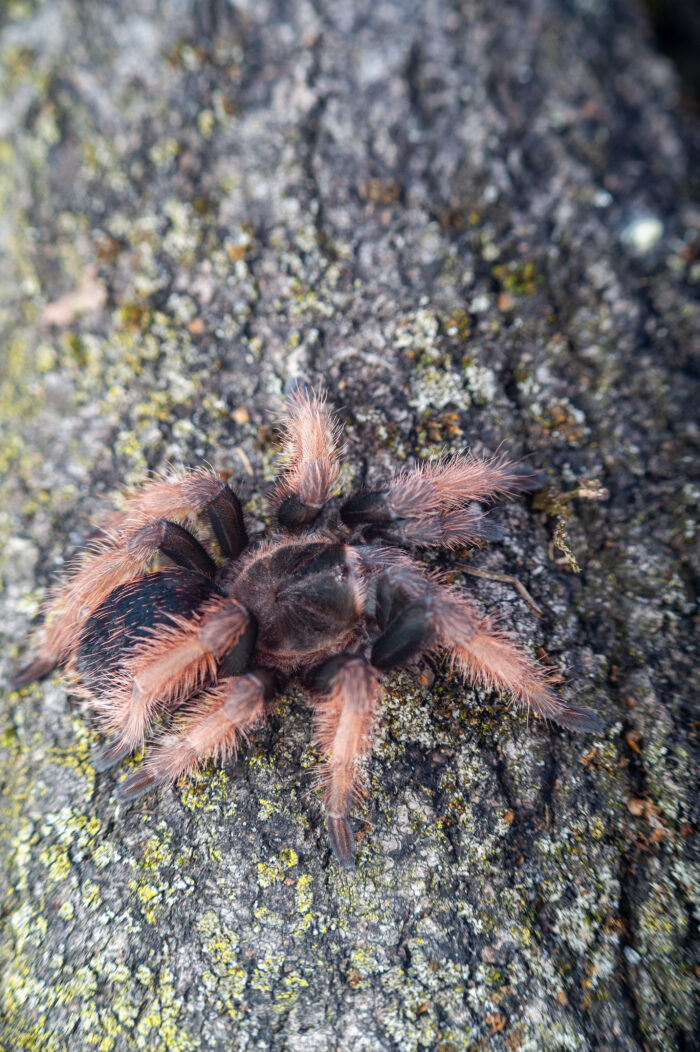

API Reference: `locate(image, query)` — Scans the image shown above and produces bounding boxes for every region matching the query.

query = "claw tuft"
[10,655,57,689]
[94,736,133,773]
[115,769,160,803]
[327,815,356,870]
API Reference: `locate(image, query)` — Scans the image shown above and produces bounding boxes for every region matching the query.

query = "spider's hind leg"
[311,654,381,869]
[115,670,274,801]
[406,584,602,732]
[79,570,258,770]
[12,519,217,689]
[434,593,605,733]
[12,470,248,689]
[367,560,604,732]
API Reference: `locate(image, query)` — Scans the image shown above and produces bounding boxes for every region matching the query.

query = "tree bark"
[0,1,697,1049]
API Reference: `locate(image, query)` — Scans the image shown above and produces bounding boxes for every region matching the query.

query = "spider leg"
[371,600,436,671]
[270,386,341,529]
[341,454,545,547]
[110,467,248,560]
[148,520,217,577]
[363,552,433,631]
[91,593,257,769]
[434,594,604,731]
[12,470,247,688]
[114,670,274,802]
[368,563,603,732]
[12,520,212,688]
[311,653,381,869]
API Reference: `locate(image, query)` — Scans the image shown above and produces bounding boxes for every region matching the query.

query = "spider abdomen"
[76,568,225,692]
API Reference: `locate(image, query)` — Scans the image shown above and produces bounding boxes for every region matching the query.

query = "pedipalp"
[270,386,341,529]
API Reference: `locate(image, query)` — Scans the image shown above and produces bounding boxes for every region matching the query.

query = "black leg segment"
[371,599,436,671]
[153,519,217,577]
[94,735,134,774]
[340,491,393,530]
[203,484,248,560]
[217,615,258,677]
[375,571,409,631]
[10,653,59,689]
[506,465,549,492]
[277,492,322,530]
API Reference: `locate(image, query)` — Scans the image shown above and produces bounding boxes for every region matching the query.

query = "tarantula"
[13,387,603,868]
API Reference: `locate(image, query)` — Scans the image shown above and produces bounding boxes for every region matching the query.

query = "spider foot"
[327,814,356,870]
[10,653,58,688]
[534,697,605,734]
[507,464,549,492]
[94,735,134,773]
[115,768,160,803]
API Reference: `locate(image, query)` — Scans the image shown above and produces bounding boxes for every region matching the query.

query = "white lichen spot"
[463,363,497,404]
[620,214,664,254]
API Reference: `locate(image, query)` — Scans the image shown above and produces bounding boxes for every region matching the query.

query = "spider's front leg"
[270,386,341,529]
[311,654,381,869]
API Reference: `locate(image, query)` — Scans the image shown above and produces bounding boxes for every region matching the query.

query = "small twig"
[461,566,544,618]
[534,477,609,573]
[233,446,255,477]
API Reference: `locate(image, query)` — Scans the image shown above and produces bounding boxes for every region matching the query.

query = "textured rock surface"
[1,1,698,1049]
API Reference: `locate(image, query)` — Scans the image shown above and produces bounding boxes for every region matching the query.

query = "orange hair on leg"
[271,387,341,517]
[92,596,252,752]
[432,591,603,732]
[312,656,380,867]
[387,453,545,517]
[115,671,271,801]
[104,467,232,532]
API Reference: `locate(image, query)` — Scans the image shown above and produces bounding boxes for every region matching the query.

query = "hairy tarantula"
[13,387,603,868]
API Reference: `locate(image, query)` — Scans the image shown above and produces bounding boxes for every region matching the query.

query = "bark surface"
[0,1,698,1049]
